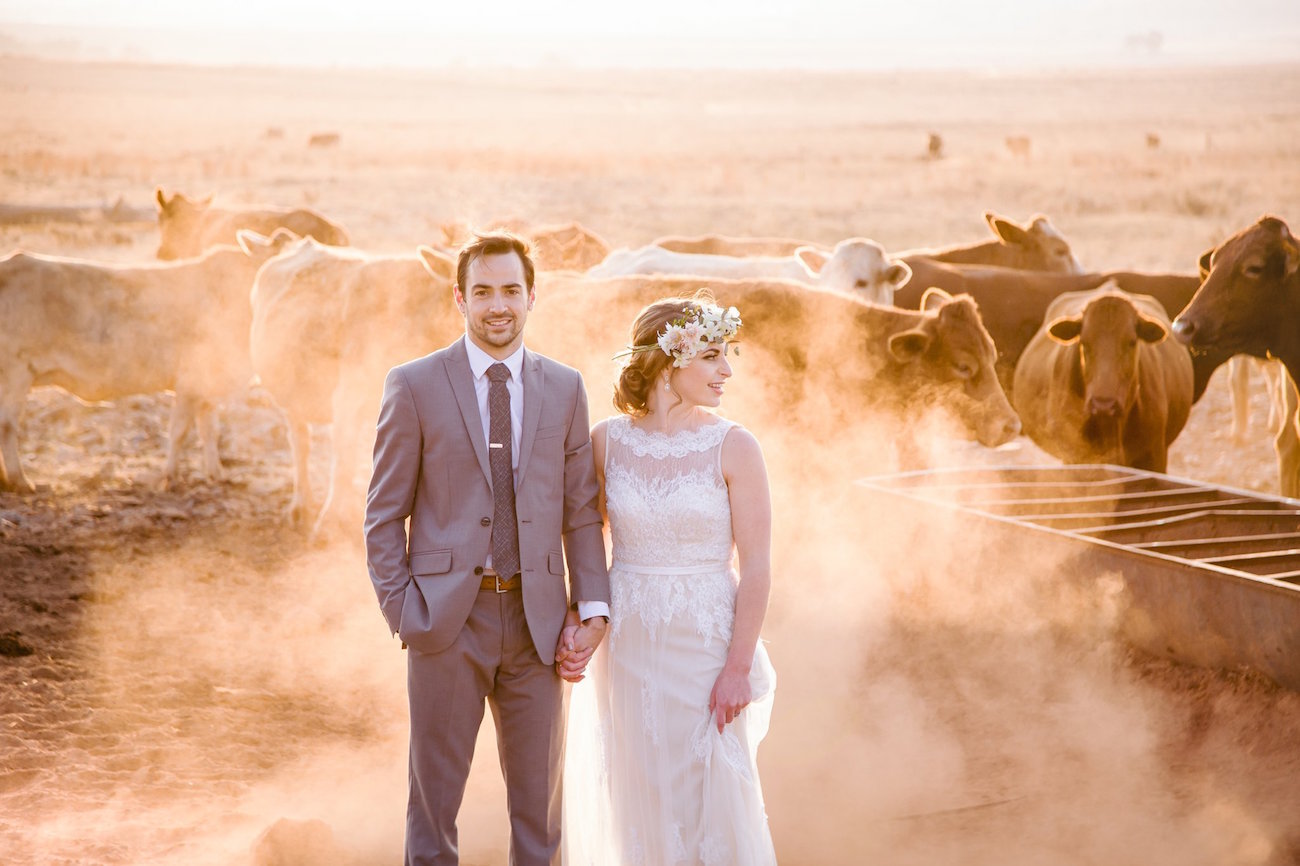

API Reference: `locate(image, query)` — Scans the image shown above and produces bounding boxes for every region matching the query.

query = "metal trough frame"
[855,464,1300,690]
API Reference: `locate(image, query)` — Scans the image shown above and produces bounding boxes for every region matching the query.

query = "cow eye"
[1243,263,1264,278]
[954,361,974,379]
[855,279,869,289]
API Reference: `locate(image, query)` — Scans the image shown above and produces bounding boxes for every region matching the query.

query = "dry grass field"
[2,56,1300,865]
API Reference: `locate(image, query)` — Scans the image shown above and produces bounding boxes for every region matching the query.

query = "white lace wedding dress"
[563,414,777,866]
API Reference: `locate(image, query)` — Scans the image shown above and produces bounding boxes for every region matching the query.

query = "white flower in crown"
[702,305,742,342]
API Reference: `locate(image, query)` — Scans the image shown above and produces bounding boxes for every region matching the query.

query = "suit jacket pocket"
[535,423,565,440]
[547,550,565,577]
[409,549,452,576]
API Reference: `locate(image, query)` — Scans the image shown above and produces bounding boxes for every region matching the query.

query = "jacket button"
[481,517,491,526]
[474,566,484,575]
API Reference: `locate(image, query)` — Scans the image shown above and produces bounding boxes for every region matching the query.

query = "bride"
[558,293,778,866]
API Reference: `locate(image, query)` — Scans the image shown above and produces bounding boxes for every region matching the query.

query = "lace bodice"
[604,414,737,570]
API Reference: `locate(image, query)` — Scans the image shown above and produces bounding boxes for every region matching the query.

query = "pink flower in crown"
[658,319,709,367]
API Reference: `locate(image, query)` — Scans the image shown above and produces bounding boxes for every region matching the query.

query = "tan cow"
[650,234,816,257]
[438,219,610,272]
[651,212,1080,275]
[155,187,349,260]
[900,212,1083,273]
[250,241,460,535]
[0,229,300,492]
[1014,285,1193,472]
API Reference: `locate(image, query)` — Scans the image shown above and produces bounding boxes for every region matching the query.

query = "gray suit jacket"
[364,337,610,662]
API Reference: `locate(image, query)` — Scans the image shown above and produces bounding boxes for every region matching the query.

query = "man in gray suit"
[364,231,610,866]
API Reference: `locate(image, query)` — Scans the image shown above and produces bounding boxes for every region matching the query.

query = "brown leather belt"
[480,570,521,592]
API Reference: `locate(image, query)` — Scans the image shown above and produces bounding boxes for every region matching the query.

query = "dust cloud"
[7,307,1298,866]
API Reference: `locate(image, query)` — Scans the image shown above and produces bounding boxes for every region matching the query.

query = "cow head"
[986,211,1084,274]
[155,187,214,261]
[531,222,611,272]
[885,289,1021,447]
[235,227,302,262]
[1048,292,1166,425]
[1172,216,1300,361]
[796,238,912,306]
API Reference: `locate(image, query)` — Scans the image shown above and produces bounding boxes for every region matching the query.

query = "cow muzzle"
[1086,395,1122,418]
[1170,316,1197,345]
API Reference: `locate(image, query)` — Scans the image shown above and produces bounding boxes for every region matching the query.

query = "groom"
[364,231,610,866]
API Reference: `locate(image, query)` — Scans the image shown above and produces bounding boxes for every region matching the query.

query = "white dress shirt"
[464,338,609,623]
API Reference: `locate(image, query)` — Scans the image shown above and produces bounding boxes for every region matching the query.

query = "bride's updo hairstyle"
[613,291,717,417]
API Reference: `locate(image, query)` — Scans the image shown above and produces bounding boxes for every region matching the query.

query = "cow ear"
[1197,247,1214,280]
[987,213,1029,246]
[795,246,830,276]
[886,260,913,289]
[888,328,932,362]
[236,229,271,255]
[1047,316,1083,344]
[1281,229,1300,279]
[418,245,456,282]
[155,187,170,211]
[919,286,952,312]
[1136,315,1169,344]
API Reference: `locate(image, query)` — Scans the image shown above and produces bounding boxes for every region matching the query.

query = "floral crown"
[616,301,742,368]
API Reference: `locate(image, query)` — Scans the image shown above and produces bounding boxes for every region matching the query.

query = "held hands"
[554,611,608,683]
[708,664,753,733]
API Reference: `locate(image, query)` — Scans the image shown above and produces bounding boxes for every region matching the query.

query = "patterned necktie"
[487,363,520,579]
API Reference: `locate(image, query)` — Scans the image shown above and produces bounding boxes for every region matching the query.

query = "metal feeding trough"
[855,464,1300,690]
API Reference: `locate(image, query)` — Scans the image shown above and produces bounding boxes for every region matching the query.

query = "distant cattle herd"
[0,188,1294,534]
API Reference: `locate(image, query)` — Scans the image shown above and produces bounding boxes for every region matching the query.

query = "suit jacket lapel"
[516,349,545,487]
[445,337,493,487]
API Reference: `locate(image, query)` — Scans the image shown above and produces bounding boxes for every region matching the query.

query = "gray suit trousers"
[405,587,567,866]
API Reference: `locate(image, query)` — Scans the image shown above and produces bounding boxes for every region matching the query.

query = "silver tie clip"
[489,443,504,449]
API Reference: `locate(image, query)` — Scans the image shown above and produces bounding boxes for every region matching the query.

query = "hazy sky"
[2,0,1298,69]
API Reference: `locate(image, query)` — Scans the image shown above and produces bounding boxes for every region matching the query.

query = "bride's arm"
[591,418,610,524]
[711,426,772,731]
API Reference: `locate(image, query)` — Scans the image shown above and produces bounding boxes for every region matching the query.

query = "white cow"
[0,229,300,491]
[588,238,912,305]
[250,240,461,536]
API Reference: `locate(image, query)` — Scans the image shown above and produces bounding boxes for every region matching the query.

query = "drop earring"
[663,378,671,392]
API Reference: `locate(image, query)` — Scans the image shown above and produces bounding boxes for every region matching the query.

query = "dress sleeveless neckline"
[608,414,734,459]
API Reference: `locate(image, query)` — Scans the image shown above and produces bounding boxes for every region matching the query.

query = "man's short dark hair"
[456,231,535,292]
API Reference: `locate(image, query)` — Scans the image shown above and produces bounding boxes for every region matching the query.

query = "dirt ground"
[2,57,1300,865]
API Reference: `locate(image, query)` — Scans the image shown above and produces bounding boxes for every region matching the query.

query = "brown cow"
[155,187,349,260]
[529,274,1021,458]
[1014,285,1193,472]
[0,229,300,492]
[896,258,1229,402]
[250,241,459,535]
[1172,215,1300,495]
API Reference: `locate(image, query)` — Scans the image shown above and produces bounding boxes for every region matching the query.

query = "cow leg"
[1229,356,1251,444]
[196,402,225,482]
[1265,359,1286,434]
[0,375,35,493]
[285,416,315,528]
[163,394,197,488]
[312,417,360,542]
[1274,374,1300,499]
